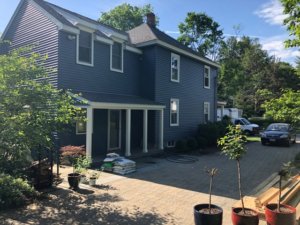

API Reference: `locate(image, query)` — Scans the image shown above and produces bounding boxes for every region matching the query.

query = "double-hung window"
[111,41,123,72]
[204,65,210,88]
[77,31,93,66]
[170,99,179,126]
[76,109,87,135]
[204,102,210,123]
[171,53,180,82]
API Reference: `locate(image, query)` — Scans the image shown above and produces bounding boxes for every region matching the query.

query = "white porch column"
[86,107,93,158]
[143,109,148,153]
[159,109,164,150]
[126,109,131,157]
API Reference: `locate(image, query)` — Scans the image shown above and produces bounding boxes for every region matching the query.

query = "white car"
[231,118,260,135]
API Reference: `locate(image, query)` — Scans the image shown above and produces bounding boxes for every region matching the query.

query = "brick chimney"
[146,13,156,27]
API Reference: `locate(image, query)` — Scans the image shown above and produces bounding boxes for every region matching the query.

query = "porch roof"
[73,91,165,110]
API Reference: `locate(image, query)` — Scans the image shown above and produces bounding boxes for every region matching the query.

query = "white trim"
[86,107,93,158]
[143,109,148,153]
[125,109,131,156]
[136,40,220,68]
[76,32,94,67]
[204,65,211,89]
[204,102,210,122]
[125,45,142,54]
[95,35,113,45]
[171,53,180,83]
[159,109,164,150]
[110,41,124,73]
[170,98,179,126]
[108,109,122,150]
[167,140,176,148]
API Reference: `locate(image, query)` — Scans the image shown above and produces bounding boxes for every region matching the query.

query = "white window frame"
[170,98,179,126]
[204,65,210,89]
[171,53,180,82]
[110,41,124,73]
[167,140,176,148]
[76,31,94,67]
[107,109,122,151]
[204,102,210,123]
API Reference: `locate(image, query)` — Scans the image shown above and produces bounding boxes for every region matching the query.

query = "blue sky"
[0,0,298,64]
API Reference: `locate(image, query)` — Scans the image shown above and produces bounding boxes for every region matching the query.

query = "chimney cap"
[146,12,156,27]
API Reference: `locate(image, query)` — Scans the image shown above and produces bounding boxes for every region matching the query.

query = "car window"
[266,124,288,131]
[240,118,251,125]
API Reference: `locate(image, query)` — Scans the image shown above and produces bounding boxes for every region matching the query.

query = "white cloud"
[260,35,300,64]
[254,0,287,26]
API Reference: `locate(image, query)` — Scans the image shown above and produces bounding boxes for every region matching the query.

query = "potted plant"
[88,171,100,186]
[265,162,296,225]
[74,156,92,184]
[194,167,223,225]
[218,125,259,225]
[60,145,86,190]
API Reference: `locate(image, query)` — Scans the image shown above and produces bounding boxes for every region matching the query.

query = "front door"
[108,110,121,150]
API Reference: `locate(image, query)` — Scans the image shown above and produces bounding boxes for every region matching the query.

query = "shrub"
[175,139,187,152]
[196,136,208,149]
[198,121,229,147]
[60,145,86,166]
[0,173,38,210]
[186,137,198,150]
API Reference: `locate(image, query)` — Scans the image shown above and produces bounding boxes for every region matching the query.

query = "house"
[1,0,220,159]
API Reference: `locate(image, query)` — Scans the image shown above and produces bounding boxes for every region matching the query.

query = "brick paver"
[1,141,299,225]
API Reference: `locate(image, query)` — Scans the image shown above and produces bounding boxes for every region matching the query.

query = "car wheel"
[244,130,251,136]
[293,136,296,144]
[261,140,266,146]
[285,140,291,147]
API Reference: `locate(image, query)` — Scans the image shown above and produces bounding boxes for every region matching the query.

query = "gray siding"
[2,0,59,86]
[58,31,141,96]
[153,46,218,142]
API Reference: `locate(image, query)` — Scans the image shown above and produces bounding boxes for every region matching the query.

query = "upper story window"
[204,65,210,88]
[110,41,124,73]
[170,98,179,126]
[77,31,94,66]
[204,102,210,123]
[171,53,180,82]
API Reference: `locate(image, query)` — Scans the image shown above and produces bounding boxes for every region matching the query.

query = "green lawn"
[247,136,261,142]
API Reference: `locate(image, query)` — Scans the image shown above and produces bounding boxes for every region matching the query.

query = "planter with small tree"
[265,162,296,225]
[194,167,223,225]
[218,125,259,225]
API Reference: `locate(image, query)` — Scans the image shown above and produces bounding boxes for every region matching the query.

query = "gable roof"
[128,24,220,68]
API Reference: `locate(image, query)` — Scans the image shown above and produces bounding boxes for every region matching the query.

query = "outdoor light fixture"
[67,34,76,40]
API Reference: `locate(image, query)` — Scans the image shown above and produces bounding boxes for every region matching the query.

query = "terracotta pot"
[231,207,259,225]
[265,203,296,225]
[68,173,81,190]
[194,204,223,225]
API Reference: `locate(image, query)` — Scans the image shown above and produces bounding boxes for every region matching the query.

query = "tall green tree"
[98,3,158,31]
[177,12,224,61]
[281,0,300,47]
[0,47,82,175]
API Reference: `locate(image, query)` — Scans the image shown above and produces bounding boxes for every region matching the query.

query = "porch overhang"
[69,91,165,158]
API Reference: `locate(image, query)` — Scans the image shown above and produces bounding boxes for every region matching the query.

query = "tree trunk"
[237,159,246,214]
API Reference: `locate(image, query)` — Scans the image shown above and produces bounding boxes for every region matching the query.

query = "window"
[204,102,210,123]
[170,99,179,126]
[171,53,180,82]
[77,31,94,66]
[76,120,86,134]
[204,65,210,88]
[111,41,123,72]
[167,140,176,148]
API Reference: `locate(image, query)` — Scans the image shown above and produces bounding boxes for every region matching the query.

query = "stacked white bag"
[113,158,136,175]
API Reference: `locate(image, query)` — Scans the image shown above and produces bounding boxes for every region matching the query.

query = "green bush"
[175,139,187,152]
[0,173,38,210]
[186,138,198,150]
[198,121,229,147]
[196,136,208,149]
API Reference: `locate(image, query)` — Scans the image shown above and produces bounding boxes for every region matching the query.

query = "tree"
[280,0,300,47]
[263,89,300,125]
[0,47,82,175]
[98,3,158,31]
[177,12,224,61]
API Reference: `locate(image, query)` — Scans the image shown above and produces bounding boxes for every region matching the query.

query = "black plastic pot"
[194,204,223,225]
[68,173,81,190]
[231,207,259,225]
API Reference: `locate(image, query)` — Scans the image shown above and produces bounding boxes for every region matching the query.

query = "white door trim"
[107,109,122,151]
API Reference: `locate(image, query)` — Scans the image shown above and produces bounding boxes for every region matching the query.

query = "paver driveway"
[1,141,299,225]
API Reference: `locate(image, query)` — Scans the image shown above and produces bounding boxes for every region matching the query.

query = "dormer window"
[77,31,94,66]
[111,41,123,72]
[171,53,180,82]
